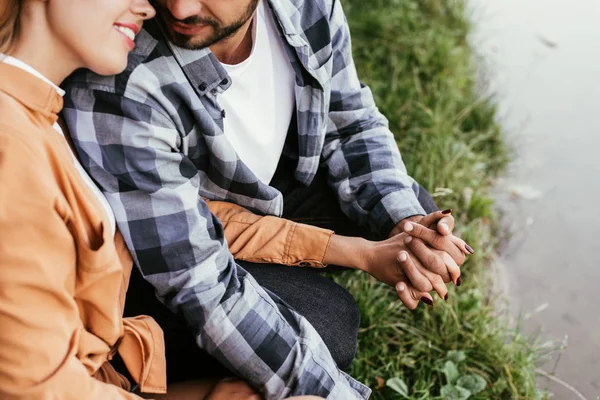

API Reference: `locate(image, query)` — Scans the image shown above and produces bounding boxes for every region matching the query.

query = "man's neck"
[210,16,256,65]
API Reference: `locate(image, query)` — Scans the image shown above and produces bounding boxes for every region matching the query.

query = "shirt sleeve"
[321,0,426,237]
[0,134,140,400]
[207,199,333,268]
[62,89,371,400]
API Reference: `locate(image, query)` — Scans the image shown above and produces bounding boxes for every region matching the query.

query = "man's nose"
[165,0,203,21]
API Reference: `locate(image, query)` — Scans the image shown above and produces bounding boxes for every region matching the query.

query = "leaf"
[440,384,472,400]
[386,377,409,397]
[442,360,460,384]
[446,350,466,364]
[457,375,487,394]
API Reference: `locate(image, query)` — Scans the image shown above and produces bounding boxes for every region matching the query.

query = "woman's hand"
[392,210,474,286]
[360,234,450,301]
[402,221,473,286]
[204,378,261,400]
[324,233,457,302]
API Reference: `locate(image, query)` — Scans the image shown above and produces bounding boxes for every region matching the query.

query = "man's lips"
[170,21,210,35]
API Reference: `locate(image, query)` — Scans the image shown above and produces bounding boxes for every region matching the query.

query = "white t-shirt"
[219,1,296,184]
[1,55,117,235]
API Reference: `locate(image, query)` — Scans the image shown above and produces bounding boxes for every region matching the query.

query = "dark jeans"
[117,169,438,383]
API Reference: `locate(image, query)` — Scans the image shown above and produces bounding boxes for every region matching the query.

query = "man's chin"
[166,29,211,50]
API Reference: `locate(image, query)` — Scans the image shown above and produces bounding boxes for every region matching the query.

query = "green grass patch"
[333,0,549,398]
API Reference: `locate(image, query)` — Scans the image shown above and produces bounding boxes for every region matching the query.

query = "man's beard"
[158,0,260,50]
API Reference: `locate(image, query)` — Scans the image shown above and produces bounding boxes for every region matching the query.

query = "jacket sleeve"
[321,0,425,237]
[206,200,333,268]
[0,134,140,400]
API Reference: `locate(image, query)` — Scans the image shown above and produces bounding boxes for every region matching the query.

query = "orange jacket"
[0,63,166,399]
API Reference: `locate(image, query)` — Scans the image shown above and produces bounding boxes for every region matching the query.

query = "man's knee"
[321,282,360,370]
[241,263,360,369]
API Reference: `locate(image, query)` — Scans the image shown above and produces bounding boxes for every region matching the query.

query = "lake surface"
[470,0,600,398]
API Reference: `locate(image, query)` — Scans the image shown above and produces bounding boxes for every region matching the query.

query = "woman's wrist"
[323,234,372,271]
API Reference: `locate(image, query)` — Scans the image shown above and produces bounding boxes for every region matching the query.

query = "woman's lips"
[114,24,139,50]
[115,28,136,50]
[170,21,209,35]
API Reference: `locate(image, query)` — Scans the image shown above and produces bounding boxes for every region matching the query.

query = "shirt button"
[221,78,229,85]
[221,109,226,118]
[198,83,207,91]
[299,261,311,267]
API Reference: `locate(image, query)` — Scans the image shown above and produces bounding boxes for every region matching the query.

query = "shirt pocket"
[74,219,119,273]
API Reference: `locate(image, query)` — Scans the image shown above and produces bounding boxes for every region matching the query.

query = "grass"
[332,0,550,398]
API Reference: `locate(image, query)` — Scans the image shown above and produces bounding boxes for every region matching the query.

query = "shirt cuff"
[370,189,426,237]
[329,371,372,399]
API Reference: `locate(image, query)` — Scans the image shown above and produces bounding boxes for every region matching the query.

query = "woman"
[0,0,171,398]
[0,1,325,399]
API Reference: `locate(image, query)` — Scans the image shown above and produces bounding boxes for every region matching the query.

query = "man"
[62,0,471,397]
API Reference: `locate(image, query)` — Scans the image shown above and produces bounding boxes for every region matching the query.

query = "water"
[470,0,600,398]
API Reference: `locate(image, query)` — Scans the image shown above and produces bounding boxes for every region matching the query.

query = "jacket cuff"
[284,223,334,268]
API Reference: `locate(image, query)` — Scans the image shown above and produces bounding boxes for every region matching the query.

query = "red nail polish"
[421,297,434,306]
[441,209,452,214]
[457,277,462,287]
[444,293,448,301]
[465,245,475,254]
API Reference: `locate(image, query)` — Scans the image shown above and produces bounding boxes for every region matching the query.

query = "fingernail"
[396,282,406,292]
[404,222,413,232]
[465,244,475,254]
[444,293,448,301]
[399,252,408,262]
[421,297,434,306]
[441,209,452,214]
[457,277,462,287]
[404,236,413,244]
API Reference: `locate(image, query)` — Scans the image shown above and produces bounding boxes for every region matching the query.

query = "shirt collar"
[1,54,65,97]
[0,60,64,120]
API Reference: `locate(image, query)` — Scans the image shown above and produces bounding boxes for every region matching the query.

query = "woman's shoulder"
[0,89,47,144]
[0,92,59,198]
[0,88,57,151]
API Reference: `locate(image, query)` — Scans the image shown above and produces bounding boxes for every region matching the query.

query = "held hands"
[361,210,474,309]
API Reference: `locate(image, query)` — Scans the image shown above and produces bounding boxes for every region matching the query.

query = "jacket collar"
[0,62,63,120]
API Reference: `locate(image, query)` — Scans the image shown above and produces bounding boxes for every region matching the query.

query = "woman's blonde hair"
[0,0,21,54]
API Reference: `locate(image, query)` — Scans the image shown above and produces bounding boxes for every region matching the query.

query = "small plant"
[384,351,487,400]
[437,351,486,399]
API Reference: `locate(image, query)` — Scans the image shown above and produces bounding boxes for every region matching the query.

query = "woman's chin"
[89,56,129,77]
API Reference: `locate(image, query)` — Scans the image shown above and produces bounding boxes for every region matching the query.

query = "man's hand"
[389,209,456,238]
[394,262,436,309]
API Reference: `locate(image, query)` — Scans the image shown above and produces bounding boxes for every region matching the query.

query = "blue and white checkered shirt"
[63,0,424,398]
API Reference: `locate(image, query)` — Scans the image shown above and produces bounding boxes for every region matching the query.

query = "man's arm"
[321,0,425,238]
[62,89,370,400]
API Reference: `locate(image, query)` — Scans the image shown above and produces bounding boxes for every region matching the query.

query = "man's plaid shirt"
[63,0,424,398]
